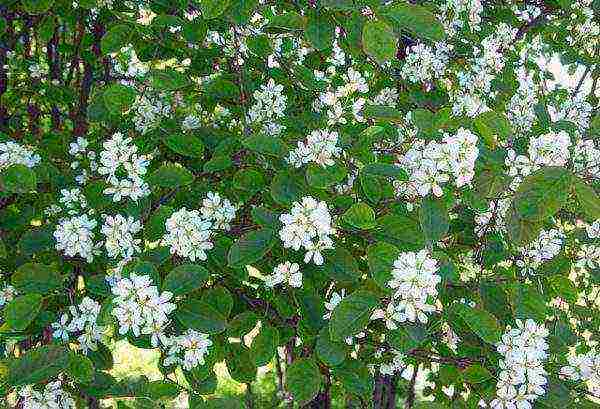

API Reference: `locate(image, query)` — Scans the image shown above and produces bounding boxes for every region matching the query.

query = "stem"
[405,367,418,409]
[245,382,254,409]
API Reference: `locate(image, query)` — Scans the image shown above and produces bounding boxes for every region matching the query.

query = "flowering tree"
[0,0,600,408]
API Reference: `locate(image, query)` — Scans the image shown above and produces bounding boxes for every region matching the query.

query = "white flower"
[0,284,17,307]
[0,140,41,170]
[97,132,151,202]
[200,192,236,231]
[101,214,142,259]
[20,381,76,409]
[287,129,341,168]
[110,273,176,344]
[54,214,98,262]
[387,249,440,324]
[248,78,287,136]
[323,289,346,320]
[182,114,201,130]
[494,319,549,408]
[165,329,213,370]
[51,297,105,353]
[586,220,600,239]
[279,196,335,265]
[265,261,302,288]
[163,207,213,261]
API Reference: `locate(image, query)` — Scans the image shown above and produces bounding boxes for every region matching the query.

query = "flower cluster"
[265,261,302,289]
[200,191,237,231]
[378,349,414,380]
[279,196,335,265]
[0,284,17,307]
[384,249,440,324]
[51,297,105,354]
[400,42,451,85]
[248,78,287,136]
[491,319,549,409]
[560,350,600,396]
[132,93,172,134]
[110,273,176,346]
[53,214,98,262]
[314,67,369,126]
[163,207,214,261]
[397,128,479,197]
[164,329,213,371]
[0,140,41,170]
[101,214,142,259]
[68,136,95,185]
[517,229,564,274]
[19,381,75,409]
[97,132,151,202]
[288,129,342,168]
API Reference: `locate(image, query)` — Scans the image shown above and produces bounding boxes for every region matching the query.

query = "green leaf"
[242,134,288,157]
[227,228,275,268]
[147,380,180,399]
[199,0,231,19]
[144,206,173,241]
[103,84,136,114]
[373,214,424,251]
[101,24,132,55]
[305,12,335,50]
[286,358,322,404]
[5,294,43,331]
[11,263,62,294]
[367,242,400,292]
[452,304,502,344]
[462,364,492,384]
[250,325,279,366]
[419,197,449,243]
[573,178,600,220]
[363,105,404,122]
[332,360,374,397]
[322,246,361,283]
[67,353,94,384]
[229,0,259,25]
[202,286,233,318]
[361,163,407,179]
[362,21,396,64]
[315,327,346,367]
[150,69,190,91]
[383,3,445,41]
[7,345,71,386]
[329,290,378,341]
[225,343,257,383]
[175,298,227,334]
[18,227,54,255]
[306,163,347,189]
[548,275,577,304]
[148,164,194,188]
[512,167,572,222]
[505,202,542,246]
[342,202,376,229]
[227,311,259,338]
[0,164,37,193]
[271,170,305,205]
[22,0,54,14]
[162,264,209,296]
[164,133,205,158]
[474,111,512,147]
[266,12,305,33]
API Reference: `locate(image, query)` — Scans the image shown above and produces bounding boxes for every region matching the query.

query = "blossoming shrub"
[0,0,600,408]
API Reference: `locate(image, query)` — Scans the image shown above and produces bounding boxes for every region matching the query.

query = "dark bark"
[47,23,61,131]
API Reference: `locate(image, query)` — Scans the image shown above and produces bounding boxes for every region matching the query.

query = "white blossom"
[163,208,213,261]
[279,196,335,265]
